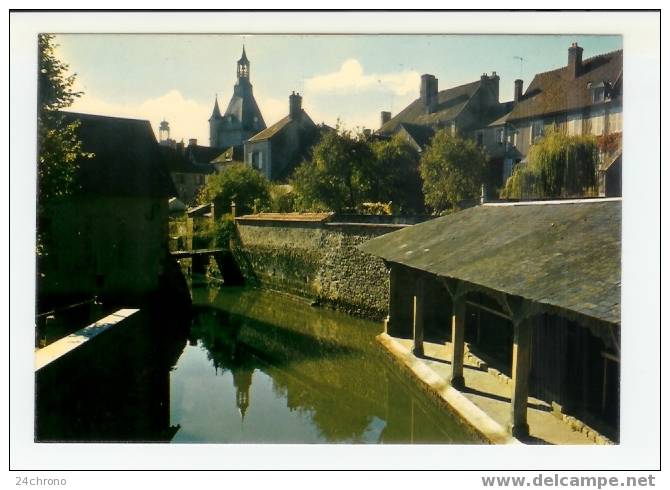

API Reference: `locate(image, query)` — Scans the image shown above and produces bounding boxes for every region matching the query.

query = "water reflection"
[169,287,479,444]
[36,287,480,444]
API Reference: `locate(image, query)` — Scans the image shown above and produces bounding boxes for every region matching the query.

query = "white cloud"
[253,91,288,127]
[69,89,211,145]
[305,59,420,96]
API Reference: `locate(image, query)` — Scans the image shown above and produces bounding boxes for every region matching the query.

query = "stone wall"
[234,218,405,320]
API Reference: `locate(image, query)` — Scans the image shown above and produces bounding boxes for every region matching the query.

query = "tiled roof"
[359,199,621,326]
[506,50,623,122]
[236,212,334,223]
[378,80,481,134]
[62,112,176,198]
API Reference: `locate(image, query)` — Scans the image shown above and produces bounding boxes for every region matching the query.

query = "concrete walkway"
[388,336,602,445]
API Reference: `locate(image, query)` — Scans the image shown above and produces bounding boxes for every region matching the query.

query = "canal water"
[35,285,480,444]
[168,285,479,444]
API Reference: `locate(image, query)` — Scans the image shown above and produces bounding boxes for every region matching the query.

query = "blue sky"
[56,34,622,145]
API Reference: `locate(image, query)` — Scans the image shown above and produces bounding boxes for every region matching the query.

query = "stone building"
[38,112,178,308]
[484,44,623,190]
[209,46,266,151]
[244,92,329,181]
[359,198,621,442]
[377,72,513,192]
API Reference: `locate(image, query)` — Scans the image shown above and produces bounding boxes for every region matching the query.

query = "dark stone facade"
[234,219,401,320]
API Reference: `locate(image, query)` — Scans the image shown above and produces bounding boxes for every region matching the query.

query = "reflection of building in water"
[232,367,254,419]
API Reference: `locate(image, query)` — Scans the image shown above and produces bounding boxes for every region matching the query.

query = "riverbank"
[378,333,613,445]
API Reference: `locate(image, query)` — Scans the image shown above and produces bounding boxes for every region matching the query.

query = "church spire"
[237,45,250,82]
[210,95,221,119]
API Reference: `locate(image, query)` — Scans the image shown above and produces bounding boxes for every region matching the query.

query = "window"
[496,128,504,145]
[531,120,544,142]
[593,87,605,103]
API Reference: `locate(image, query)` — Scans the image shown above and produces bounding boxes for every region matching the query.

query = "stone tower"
[209,46,266,149]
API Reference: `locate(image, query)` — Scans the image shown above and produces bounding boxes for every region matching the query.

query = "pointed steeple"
[210,95,222,119]
[238,45,249,64]
[237,45,250,81]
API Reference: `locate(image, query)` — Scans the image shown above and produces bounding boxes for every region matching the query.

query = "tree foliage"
[291,128,375,213]
[419,129,487,213]
[292,129,424,214]
[370,134,424,214]
[37,34,88,207]
[501,129,598,199]
[198,163,271,215]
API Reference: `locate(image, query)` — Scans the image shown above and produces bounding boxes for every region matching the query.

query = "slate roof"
[247,110,315,142]
[159,145,216,174]
[398,123,436,149]
[62,112,176,199]
[359,199,621,326]
[221,83,266,132]
[378,80,481,134]
[505,49,623,122]
[184,144,225,166]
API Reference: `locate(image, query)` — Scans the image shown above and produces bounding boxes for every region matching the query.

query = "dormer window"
[591,81,608,103]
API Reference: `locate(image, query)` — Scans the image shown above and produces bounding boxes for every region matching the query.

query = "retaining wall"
[234,217,407,320]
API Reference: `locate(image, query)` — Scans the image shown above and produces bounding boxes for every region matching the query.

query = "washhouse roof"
[359,199,621,326]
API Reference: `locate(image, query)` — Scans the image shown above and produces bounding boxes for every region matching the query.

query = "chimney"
[289,91,302,120]
[514,79,524,103]
[420,74,438,114]
[380,111,392,127]
[490,71,500,103]
[188,138,197,147]
[568,42,584,79]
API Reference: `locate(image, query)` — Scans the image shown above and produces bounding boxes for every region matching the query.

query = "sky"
[55,34,622,145]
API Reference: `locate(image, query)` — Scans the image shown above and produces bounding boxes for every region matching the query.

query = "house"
[359,198,621,442]
[485,44,623,189]
[38,112,180,309]
[209,46,266,152]
[377,72,514,193]
[159,142,217,205]
[244,92,327,181]
[378,72,512,146]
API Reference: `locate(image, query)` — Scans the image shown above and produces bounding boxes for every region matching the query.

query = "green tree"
[371,135,424,214]
[501,129,598,199]
[419,129,487,213]
[198,163,271,215]
[37,34,88,208]
[291,128,375,213]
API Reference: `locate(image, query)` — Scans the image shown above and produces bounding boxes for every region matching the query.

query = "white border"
[8,10,661,474]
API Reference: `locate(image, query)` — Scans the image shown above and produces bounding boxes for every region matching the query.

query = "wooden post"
[384,266,393,334]
[450,296,466,389]
[412,278,425,357]
[510,318,533,439]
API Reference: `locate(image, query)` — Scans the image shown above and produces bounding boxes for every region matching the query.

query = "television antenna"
[513,56,526,79]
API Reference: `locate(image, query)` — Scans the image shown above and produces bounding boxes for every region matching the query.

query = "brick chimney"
[568,42,584,79]
[514,79,524,103]
[420,74,438,114]
[289,91,302,120]
[380,111,392,127]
